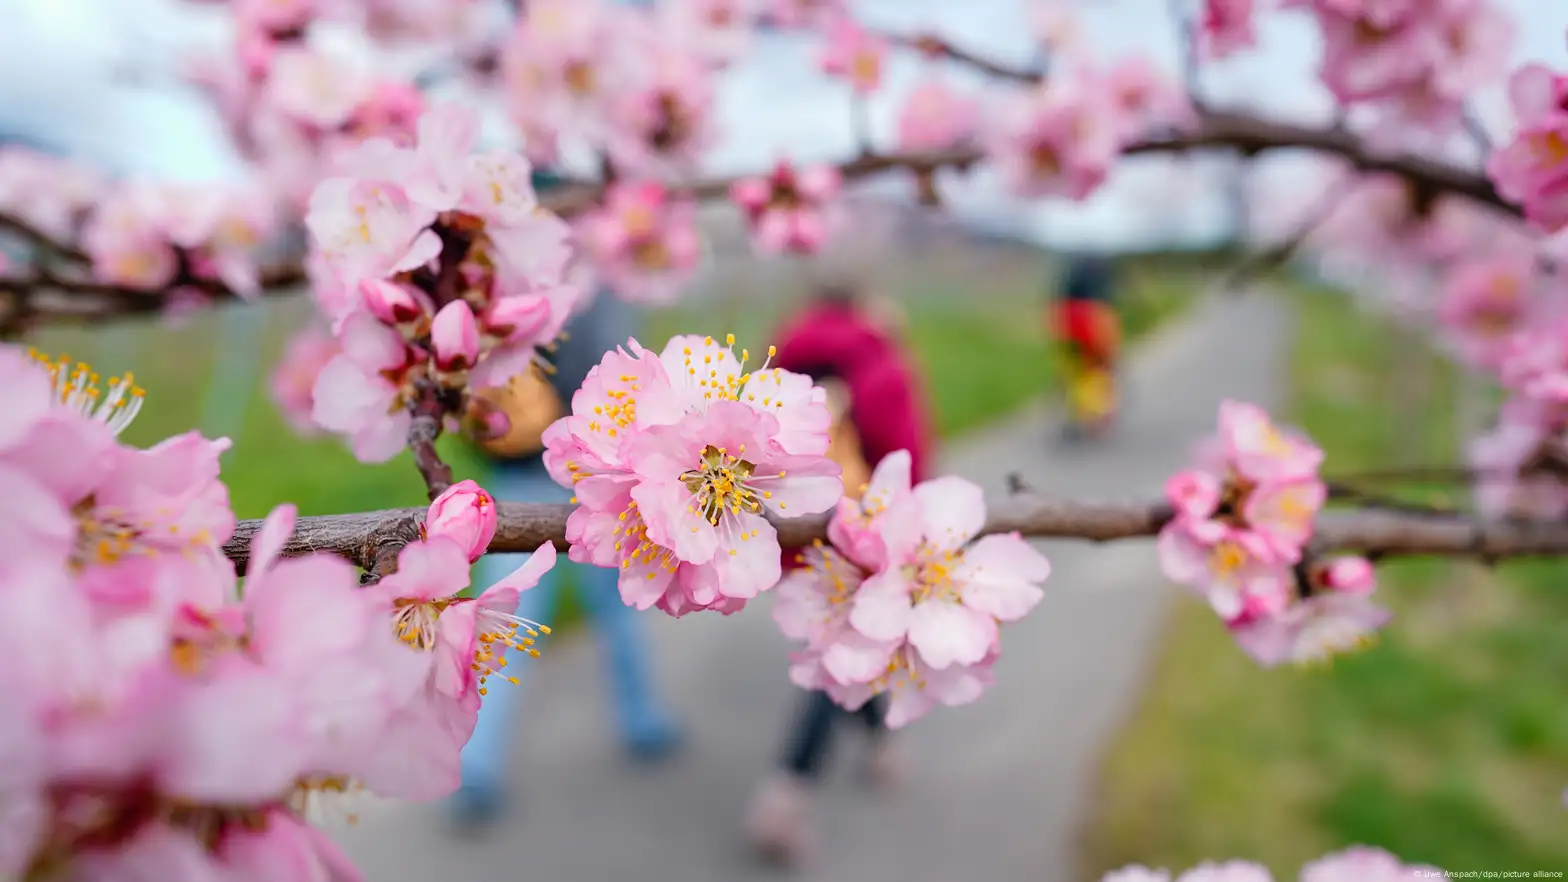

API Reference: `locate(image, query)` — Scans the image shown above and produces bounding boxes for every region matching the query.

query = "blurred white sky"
[2,0,1565,249]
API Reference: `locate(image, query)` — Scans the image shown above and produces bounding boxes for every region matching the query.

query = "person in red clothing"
[1051,254,1122,437]
[743,283,935,867]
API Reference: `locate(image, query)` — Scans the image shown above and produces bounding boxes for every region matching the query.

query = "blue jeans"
[458,464,677,798]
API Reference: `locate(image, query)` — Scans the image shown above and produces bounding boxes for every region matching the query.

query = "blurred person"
[742,283,935,867]
[1051,254,1122,440]
[449,170,682,832]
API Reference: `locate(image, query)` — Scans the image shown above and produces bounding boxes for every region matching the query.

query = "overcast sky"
[2,0,1565,249]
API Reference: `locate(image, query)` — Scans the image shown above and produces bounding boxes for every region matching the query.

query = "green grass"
[1082,289,1568,878]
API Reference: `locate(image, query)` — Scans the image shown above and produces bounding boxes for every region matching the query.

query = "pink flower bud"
[1318,556,1376,595]
[425,479,498,562]
[431,300,480,371]
[482,294,551,343]
[463,394,512,442]
[361,279,429,327]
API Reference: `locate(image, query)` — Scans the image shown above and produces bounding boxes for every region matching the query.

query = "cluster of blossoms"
[0,345,557,879]
[542,332,843,616]
[189,0,478,207]
[299,102,581,460]
[774,451,1053,728]
[575,181,704,305]
[728,161,845,255]
[500,0,722,172]
[1158,400,1388,666]
[987,57,1191,202]
[0,146,281,301]
[1103,845,1441,882]
[1285,0,1513,133]
[1490,63,1568,246]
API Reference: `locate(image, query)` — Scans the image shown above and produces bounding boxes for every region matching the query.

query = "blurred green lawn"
[1082,288,1568,877]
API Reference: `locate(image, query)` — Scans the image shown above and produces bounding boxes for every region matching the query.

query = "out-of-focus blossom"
[729,161,842,255]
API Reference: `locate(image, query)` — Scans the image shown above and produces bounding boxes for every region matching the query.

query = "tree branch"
[220,494,1568,577]
[537,110,1516,220]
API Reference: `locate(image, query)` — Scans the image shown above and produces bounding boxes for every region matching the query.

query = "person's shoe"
[743,773,817,868]
[623,717,684,764]
[447,783,506,837]
[862,738,908,793]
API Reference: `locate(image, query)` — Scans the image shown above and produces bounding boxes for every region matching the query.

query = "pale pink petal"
[908,601,997,669]
[848,568,914,641]
[915,475,986,550]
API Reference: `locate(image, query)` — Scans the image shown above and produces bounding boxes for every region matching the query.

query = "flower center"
[1209,540,1248,577]
[563,59,596,95]
[682,444,764,524]
[632,238,672,270]
[650,93,692,150]
[391,596,458,650]
[286,775,366,826]
[71,497,148,569]
[1030,143,1060,176]
[804,540,861,612]
[851,52,880,84]
[29,351,145,436]
[909,545,964,604]
[1530,130,1568,167]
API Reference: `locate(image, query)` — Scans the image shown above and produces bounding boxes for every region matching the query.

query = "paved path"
[329,292,1291,882]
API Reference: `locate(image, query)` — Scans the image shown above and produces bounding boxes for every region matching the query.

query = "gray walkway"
[329,292,1291,882]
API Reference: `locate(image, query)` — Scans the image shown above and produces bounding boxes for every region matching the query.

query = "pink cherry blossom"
[1200,0,1257,59]
[0,147,105,241]
[820,17,888,94]
[826,448,914,571]
[424,479,498,561]
[262,35,379,129]
[305,176,441,286]
[1497,318,1568,405]
[271,325,340,438]
[1437,250,1547,368]
[848,475,1051,671]
[310,310,421,462]
[729,161,842,255]
[762,0,845,28]
[1467,400,1568,521]
[1101,868,1173,882]
[577,182,703,305]
[1157,520,1292,619]
[606,49,717,175]
[1490,65,1568,230]
[896,78,980,152]
[547,334,839,615]
[773,542,898,686]
[1299,846,1434,882]
[987,76,1123,200]
[1174,862,1274,882]
[80,182,181,290]
[362,536,557,789]
[797,644,998,730]
[1215,399,1325,483]
[658,0,756,64]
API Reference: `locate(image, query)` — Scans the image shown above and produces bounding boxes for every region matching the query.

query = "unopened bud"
[431,299,480,371]
[361,279,430,327]
[482,293,551,344]
[425,479,499,562]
